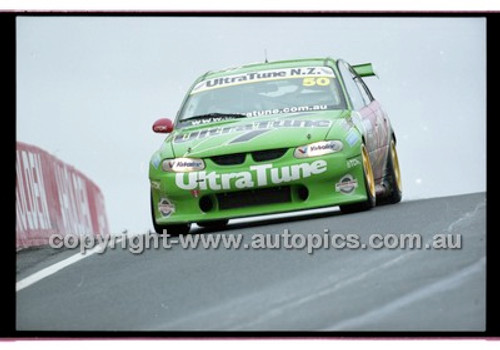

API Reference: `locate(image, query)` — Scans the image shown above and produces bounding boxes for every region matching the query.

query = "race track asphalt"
[16,192,486,331]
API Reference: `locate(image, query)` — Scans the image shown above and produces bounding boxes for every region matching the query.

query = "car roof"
[199,57,338,81]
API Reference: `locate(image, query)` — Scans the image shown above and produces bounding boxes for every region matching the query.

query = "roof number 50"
[302,77,331,87]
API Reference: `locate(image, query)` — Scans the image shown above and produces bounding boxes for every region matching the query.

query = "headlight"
[294,140,343,158]
[162,158,205,172]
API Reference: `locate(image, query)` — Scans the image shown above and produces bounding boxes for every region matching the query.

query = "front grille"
[210,148,288,166]
[217,186,291,210]
[251,148,288,162]
[211,153,246,165]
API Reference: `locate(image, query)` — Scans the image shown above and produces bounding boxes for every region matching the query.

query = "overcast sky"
[16,17,486,233]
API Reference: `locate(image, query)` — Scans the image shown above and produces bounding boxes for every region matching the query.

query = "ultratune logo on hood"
[176,160,327,191]
[173,119,332,144]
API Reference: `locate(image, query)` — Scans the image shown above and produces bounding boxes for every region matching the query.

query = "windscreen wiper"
[180,113,248,123]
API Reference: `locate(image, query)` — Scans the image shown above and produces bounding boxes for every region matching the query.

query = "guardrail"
[16,142,109,249]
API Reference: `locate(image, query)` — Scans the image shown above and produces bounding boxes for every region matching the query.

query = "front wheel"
[153,222,191,236]
[340,144,376,214]
[384,139,403,204]
[197,219,229,229]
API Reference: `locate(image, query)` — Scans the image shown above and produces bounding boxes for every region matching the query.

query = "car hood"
[166,110,350,158]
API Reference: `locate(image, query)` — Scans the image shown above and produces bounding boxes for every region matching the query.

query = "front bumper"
[150,149,367,225]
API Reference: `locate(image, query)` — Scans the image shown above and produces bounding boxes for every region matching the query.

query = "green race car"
[149,57,402,234]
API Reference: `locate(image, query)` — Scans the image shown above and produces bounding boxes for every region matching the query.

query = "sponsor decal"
[340,118,354,131]
[186,116,240,126]
[294,140,343,158]
[185,106,333,127]
[151,181,161,190]
[310,143,338,152]
[175,160,327,191]
[167,159,203,169]
[158,197,175,217]
[346,129,360,147]
[174,119,332,144]
[151,153,161,169]
[335,174,358,194]
[191,67,335,94]
[163,158,205,172]
[244,104,330,118]
[346,158,361,169]
[296,146,308,155]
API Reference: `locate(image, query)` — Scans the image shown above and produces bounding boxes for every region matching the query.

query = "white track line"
[16,239,121,292]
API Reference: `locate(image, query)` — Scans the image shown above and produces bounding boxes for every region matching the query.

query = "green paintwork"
[352,63,376,78]
[170,110,349,158]
[148,57,389,227]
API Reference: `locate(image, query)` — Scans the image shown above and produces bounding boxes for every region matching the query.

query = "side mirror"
[152,118,174,133]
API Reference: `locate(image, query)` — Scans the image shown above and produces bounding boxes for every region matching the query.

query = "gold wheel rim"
[362,145,376,198]
[391,141,402,191]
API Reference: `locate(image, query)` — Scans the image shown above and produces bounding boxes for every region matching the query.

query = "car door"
[355,75,391,174]
[354,71,391,180]
[337,60,383,178]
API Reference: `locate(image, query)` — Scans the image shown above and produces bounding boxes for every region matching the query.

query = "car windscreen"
[178,66,346,125]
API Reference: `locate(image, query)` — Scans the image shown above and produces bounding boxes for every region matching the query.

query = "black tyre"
[340,144,376,214]
[197,219,229,229]
[381,139,402,204]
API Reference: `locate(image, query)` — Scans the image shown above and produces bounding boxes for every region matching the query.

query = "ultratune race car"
[149,57,402,234]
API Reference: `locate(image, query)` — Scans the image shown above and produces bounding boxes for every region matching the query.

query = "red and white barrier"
[16,142,109,249]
